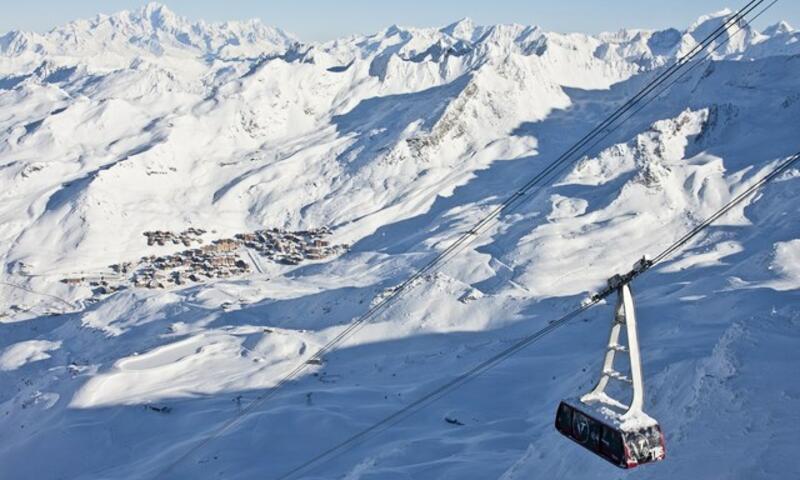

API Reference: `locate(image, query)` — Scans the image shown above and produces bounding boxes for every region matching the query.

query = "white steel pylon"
[555,257,665,469]
[581,279,645,420]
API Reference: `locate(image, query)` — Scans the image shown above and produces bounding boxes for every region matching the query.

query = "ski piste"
[1,2,799,479]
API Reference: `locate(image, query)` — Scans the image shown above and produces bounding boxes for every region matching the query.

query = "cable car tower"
[555,257,666,469]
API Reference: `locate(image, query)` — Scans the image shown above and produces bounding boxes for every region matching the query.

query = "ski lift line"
[471,0,762,209]
[322,0,768,314]
[304,0,772,365]
[588,155,800,302]
[652,151,800,266]
[306,0,767,362]
[274,302,598,480]
[152,3,768,477]
[305,0,766,367]
[495,0,779,227]
[275,6,785,476]
[400,0,774,309]
[377,1,757,277]
[277,150,800,480]
[489,0,765,212]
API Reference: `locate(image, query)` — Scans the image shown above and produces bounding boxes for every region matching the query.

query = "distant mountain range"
[1,4,799,480]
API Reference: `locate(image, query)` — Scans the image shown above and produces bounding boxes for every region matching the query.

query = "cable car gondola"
[555,258,666,469]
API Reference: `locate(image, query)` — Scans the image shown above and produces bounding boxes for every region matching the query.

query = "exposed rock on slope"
[0,5,799,480]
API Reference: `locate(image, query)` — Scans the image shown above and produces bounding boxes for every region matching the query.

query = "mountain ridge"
[2,3,798,76]
[0,4,799,480]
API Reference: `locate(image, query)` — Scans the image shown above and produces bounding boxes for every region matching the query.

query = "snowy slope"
[1,4,799,479]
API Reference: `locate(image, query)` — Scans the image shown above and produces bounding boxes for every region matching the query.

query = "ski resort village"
[60,227,347,296]
[0,1,799,479]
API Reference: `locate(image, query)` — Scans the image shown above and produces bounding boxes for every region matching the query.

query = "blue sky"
[1,1,797,40]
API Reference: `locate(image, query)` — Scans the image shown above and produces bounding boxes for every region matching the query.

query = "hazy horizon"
[0,0,797,41]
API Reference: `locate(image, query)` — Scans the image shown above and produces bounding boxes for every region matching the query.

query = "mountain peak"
[135,2,180,30]
[686,7,754,47]
[763,20,794,36]
[0,3,298,65]
[141,1,172,16]
[441,17,476,39]
[693,8,735,23]
[686,8,735,34]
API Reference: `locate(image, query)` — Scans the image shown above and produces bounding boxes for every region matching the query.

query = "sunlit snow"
[1,3,799,479]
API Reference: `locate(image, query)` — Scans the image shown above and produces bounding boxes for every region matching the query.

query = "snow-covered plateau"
[1,3,799,479]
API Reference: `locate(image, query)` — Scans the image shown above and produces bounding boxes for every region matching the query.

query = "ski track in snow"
[1,3,799,479]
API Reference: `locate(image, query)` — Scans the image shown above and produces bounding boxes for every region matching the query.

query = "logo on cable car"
[573,413,590,443]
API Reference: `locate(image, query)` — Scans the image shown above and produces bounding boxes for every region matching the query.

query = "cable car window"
[555,403,573,435]
[601,425,624,464]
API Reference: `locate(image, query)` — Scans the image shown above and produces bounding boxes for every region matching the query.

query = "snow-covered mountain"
[1,3,799,479]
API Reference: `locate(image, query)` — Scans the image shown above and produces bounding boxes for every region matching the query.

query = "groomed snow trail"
[1,4,799,479]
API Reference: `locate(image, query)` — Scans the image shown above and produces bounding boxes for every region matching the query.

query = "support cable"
[278,149,800,480]
[153,2,770,476]
[277,3,790,476]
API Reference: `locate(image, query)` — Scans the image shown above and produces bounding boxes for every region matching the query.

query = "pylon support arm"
[582,282,645,418]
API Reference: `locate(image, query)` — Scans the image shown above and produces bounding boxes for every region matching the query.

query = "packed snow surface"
[0,339,61,371]
[1,4,799,479]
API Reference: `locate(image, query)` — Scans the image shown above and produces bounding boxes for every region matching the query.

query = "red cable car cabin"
[555,399,665,469]
[555,263,666,469]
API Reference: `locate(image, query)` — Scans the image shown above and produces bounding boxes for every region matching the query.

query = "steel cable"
[277,149,799,479]
[154,2,770,476]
